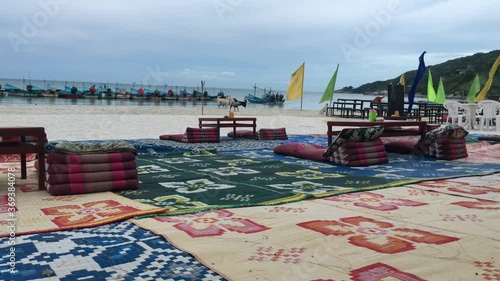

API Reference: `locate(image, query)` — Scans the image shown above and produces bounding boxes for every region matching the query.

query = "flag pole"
[201,80,205,115]
[300,62,305,111]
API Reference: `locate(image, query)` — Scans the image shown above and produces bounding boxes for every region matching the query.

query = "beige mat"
[132,175,500,280]
[1,162,166,237]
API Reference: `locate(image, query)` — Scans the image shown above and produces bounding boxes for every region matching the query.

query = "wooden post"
[201,80,205,115]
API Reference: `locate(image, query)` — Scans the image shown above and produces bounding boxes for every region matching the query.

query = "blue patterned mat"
[1,221,226,281]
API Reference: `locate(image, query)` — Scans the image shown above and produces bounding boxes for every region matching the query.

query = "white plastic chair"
[476,100,500,131]
[443,101,467,127]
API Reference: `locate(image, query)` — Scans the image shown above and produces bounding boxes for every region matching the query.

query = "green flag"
[427,69,436,102]
[466,74,481,104]
[319,64,339,104]
[435,77,446,104]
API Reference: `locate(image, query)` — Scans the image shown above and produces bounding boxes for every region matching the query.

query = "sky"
[1,0,499,92]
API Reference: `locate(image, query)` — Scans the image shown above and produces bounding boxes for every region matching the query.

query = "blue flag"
[406,51,426,114]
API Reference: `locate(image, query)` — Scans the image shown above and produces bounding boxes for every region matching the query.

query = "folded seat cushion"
[258,128,288,140]
[159,127,220,143]
[227,130,257,138]
[273,142,328,161]
[324,125,385,157]
[331,138,388,166]
[44,141,139,195]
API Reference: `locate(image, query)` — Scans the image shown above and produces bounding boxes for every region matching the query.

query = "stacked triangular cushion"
[323,125,388,166]
[332,138,388,166]
[43,141,139,195]
[159,127,220,143]
[419,124,469,160]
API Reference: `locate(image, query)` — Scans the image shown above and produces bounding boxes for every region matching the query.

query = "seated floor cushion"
[384,140,417,154]
[258,128,288,140]
[274,142,328,162]
[44,141,139,195]
[159,127,220,143]
[331,138,389,166]
[227,130,257,139]
[323,125,385,157]
[159,134,184,142]
[417,124,469,157]
[478,135,500,142]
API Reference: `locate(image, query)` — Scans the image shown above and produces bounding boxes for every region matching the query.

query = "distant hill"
[348,50,500,100]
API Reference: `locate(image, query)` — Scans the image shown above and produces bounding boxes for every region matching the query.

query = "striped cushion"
[428,138,468,159]
[182,127,220,143]
[227,130,257,138]
[258,128,288,140]
[330,139,388,166]
[159,134,184,142]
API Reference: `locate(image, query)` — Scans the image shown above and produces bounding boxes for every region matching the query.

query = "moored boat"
[245,84,285,105]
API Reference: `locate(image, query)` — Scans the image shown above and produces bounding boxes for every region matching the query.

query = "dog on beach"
[230,98,247,111]
[319,103,328,115]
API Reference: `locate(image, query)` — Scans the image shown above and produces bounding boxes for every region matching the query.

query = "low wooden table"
[327,120,428,145]
[199,117,257,138]
[0,127,46,190]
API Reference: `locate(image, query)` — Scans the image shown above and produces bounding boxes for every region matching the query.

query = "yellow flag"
[286,62,305,101]
[399,73,405,88]
[475,55,500,102]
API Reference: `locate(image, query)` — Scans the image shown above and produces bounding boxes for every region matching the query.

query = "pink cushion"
[384,140,416,154]
[478,135,500,142]
[330,140,388,166]
[183,127,220,143]
[296,149,329,162]
[159,134,184,142]
[227,130,256,138]
[274,142,324,157]
[258,128,288,140]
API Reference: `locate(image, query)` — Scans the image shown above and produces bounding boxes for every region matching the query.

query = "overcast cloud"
[1,0,499,91]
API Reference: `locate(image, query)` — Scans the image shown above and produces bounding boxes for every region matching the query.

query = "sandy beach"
[1,105,337,141]
[1,104,496,141]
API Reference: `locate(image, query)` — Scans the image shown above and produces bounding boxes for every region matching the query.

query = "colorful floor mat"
[0,163,166,237]
[0,220,226,281]
[222,144,500,181]
[131,175,500,281]
[118,151,417,216]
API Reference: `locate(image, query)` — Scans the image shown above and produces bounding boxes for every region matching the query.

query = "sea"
[0,78,426,110]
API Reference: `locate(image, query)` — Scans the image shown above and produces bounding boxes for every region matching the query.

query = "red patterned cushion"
[324,126,385,157]
[384,140,416,154]
[258,128,288,140]
[338,138,383,148]
[227,130,257,138]
[46,178,139,196]
[182,127,220,143]
[478,135,500,142]
[159,134,184,142]
[274,142,324,157]
[330,139,388,166]
[296,148,329,162]
[337,144,386,155]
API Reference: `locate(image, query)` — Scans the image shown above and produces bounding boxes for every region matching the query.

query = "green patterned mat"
[117,151,418,216]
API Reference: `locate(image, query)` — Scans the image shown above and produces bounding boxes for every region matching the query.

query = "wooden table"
[199,117,257,138]
[327,120,428,145]
[0,127,46,190]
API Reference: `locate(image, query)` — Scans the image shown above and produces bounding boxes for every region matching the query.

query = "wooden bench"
[327,120,428,145]
[327,99,365,118]
[0,127,46,190]
[199,117,257,138]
